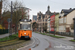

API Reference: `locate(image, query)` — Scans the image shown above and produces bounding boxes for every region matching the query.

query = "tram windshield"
[20,24,31,30]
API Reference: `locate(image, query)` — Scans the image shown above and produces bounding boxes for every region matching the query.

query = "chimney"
[70,8,72,10]
[54,12,55,15]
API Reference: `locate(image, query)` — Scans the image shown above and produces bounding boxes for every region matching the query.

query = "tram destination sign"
[20,22,31,24]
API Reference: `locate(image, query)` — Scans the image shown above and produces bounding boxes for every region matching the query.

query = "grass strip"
[0,38,19,44]
[35,32,39,33]
[0,33,18,42]
[0,40,25,48]
[70,40,75,42]
[40,33,46,35]
[48,34,64,38]
[39,33,64,38]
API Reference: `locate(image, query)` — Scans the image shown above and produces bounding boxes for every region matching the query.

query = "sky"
[5,0,75,19]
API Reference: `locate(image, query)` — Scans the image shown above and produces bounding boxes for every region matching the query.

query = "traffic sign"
[7,18,11,23]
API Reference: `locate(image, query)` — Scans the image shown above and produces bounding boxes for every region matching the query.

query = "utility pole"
[49,18,50,33]
[73,17,75,40]
[10,1,13,36]
[0,0,2,24]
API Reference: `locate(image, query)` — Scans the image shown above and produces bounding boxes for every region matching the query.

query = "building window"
[43,23,44,25]
[64,17,66,23]
[43,19,44,21]
[45,19,47,21]
[59,26,65,31]
[45,23,47,25]
[59,18,63,24]
[45,16,47,18]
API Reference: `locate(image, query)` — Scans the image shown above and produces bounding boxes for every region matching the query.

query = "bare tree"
[32,22,38,31]
[2,0,10,12]
[12,0,27,34]
[2,0,27,34]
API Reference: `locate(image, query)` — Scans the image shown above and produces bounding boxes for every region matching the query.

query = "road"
[19,32,75,50]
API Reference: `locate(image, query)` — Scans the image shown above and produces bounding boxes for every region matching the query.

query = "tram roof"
[19,19,32,22]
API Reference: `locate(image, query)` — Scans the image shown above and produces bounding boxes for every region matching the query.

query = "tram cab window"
[20,24,31,30]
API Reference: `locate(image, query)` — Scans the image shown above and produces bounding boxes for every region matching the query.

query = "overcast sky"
[8,0,75,19]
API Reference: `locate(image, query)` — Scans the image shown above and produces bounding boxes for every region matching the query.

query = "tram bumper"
[24,36,29,38]
[21,36,29,38]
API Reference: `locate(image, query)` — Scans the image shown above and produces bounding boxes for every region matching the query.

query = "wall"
[59,25,66,32]
[55,14,59,32]
[66,10,75,32]
[50,15,55,31]
[47,18,50,32]
[67,10,75,24]
[59,17,64,24]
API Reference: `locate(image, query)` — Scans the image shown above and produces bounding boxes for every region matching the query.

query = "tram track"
[17,37,40,50]
[0,36,40,50]
[31,37,40,48]
[0,38,33,50]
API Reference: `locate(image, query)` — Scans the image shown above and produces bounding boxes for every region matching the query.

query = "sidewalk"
[0,33,15,38]
[35,32,74,41]
[48,33,74,40]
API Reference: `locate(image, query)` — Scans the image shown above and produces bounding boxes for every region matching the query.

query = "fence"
[49,31,74,37]
[0,29,8,35]
[57,32,74,37]
[49,31,55,33]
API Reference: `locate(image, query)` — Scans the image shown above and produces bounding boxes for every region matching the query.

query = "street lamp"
[73,17,75,40]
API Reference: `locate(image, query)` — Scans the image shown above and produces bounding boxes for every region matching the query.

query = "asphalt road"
[1,32,75,50]
[28,32,75,50]
[18,32,75,50]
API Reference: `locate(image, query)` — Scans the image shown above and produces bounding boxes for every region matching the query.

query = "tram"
[18,19,32,39]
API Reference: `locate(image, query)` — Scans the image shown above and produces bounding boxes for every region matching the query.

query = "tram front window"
[20,24,31,30]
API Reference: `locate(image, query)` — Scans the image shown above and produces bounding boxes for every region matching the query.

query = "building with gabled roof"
[59,8,75,33]
[37,6,56,32]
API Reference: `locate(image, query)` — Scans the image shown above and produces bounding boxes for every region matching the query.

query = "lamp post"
[49,18,50,33]
[73,17,75,40]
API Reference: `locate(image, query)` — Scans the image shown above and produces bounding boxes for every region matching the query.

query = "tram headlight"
[24,20,27,22]
[28,28,30,29]
[24,33,26,35]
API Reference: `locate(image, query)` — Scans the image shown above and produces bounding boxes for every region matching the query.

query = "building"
[47,11,58,32]
[55,13,59,32]
[59,8,75,33]
[37,6,54,32]
[37,12,44,32]
[47,17,50,32]
[32,15,37,31]
[50,15,55,32]
[32,15,37,23]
